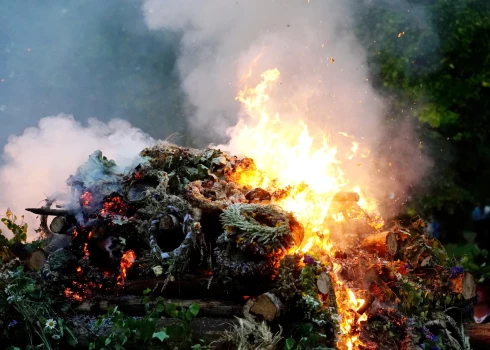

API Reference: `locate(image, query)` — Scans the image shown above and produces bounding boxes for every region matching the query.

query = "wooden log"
[44,233,72,255]
[123,275,272,300]
[26,249,47,271]
[332,192,360,202]
[75,298,243,318]
[449,272,476,300]
[25,208,70,216]
[71,316,237,349]
[465,323,490,350]
[361,231,398,256]
[317,272,332,295]
[246,292,282,321]
[50,216,68,233]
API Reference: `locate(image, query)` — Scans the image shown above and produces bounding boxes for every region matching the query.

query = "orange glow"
[80,191,92,207]
[88,231,93,239]
[64,288,83,302]
[116,250,136,286]
[225,67,378,349]
[83,243,89,259]
[76,266,82,273]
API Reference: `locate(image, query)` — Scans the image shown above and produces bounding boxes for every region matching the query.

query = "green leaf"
[89,344,96,350]
[105,338,112,346]
[285,338,296,350]
[189,303,200,316]
[152,330,169,342]
[143,288,151,295]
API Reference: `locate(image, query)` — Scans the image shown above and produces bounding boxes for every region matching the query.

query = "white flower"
[45,319,57,329]
[52,334,60,340]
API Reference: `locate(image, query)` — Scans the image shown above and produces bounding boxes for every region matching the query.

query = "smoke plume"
[143,0,432,216]
[0,115,153,238]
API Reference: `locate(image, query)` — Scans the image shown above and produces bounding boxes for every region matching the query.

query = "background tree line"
[355,0,490,242]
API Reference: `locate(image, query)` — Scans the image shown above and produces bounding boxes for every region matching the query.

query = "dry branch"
[25,208,70,216]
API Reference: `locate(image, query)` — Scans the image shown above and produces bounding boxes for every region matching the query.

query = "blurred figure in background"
[472,203,482,221]
[427,216,440,239]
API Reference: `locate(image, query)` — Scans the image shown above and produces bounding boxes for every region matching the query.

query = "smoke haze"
[0,116,154,237]
[0,0,435,237]
[143,0,432,216]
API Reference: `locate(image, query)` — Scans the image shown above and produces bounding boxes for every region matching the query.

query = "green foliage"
[355,0,490,238]
[0,266,77,349]
[0,209,28,244]
[220,204,291,253]
[283,322,334,350]
[89,291,202,350]
[461,248,490,283]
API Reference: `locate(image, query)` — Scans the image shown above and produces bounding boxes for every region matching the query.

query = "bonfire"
[0,69,479,350]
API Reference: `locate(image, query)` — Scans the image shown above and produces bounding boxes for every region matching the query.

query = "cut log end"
[317,272,332,295]
[248,293,282,322]
[361,231,398,256]
[50,216,68,234]
[449,272,476,300]
[27,249,47,271]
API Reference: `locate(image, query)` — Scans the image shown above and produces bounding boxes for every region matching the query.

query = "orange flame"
[226,68,376,349]
[83,243,89,259]
[64,288,83,302]
[80,191,92,207]
[116,250,136,286]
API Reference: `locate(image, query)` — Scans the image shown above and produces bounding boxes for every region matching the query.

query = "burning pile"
[13,141,474,350]
[1,68,478,349]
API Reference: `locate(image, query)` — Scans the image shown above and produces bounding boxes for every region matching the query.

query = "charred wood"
[26,208,70,216]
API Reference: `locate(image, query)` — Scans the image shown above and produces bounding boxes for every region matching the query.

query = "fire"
[64,288,83,302]
[116,250,136,286]
[83,243,89,259]
[80,191,92,207]
[227,68,378,349]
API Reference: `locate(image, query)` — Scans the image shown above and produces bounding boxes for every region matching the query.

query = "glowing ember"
[116,250,136,286]
[64,288,83,302]
[80,191,92,207]
[83,243,89,259]
[225,68,379,349]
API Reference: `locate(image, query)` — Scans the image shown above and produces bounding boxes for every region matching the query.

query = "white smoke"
[143,0,384,146]
[142,0,431,215]
[0,115,154,239]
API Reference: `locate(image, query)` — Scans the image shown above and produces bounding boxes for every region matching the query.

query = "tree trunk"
[361,231,398,256]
